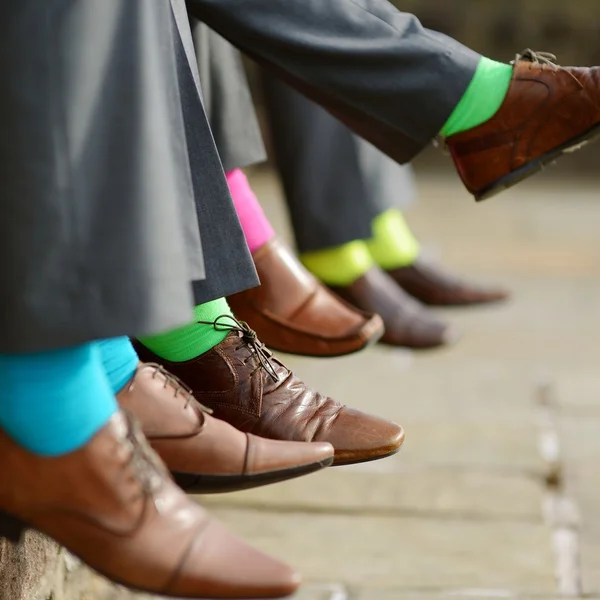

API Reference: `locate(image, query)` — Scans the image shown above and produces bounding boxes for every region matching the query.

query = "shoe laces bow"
[199,314,280,383]
[513,48,558,66]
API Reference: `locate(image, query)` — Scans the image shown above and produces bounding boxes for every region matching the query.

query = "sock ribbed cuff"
[367,209,420,270]
[301,241,374,286]
[96,337,139,394]
[138,298,232,362]
[0,343,117,456]
[440,56,513,138]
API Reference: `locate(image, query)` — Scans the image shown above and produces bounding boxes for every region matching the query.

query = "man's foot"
[448,50,600,201]
[117,363,335,493]
[228,238,383,357]
[133,321,404,466]
[0,411,300,598]
[329,267,459,349]
[387,257,509,306]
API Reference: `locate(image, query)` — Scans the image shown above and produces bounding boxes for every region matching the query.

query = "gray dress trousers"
[0,0,256,353]
[172,7,259,307]
[191,20,266,172]
[261,74,417,253]
[189,0,480,165]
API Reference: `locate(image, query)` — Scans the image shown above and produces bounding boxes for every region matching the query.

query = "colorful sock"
[226,169,275,253]
[96,337,139,394]
[0,343,118,456]
[138,298,232,362]
[367,209,420,270]
[440,57,513,138]
[301,241,374,286]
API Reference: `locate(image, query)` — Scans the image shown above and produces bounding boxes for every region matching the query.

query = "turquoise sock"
[0,343,118,456]
[96,337,139,393]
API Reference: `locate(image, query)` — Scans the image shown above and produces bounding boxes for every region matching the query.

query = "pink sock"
[226,169,275,254]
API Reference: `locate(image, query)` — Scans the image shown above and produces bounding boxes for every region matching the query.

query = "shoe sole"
[332,446,402,466]
[173,455,334,494]
[331,429,406,466]
[475,121,600,201]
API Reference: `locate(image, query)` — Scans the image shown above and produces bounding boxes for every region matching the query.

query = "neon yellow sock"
[301,241,374,286]
[367,209,420,270]
[138,298,231,362]
[440,57,513,138]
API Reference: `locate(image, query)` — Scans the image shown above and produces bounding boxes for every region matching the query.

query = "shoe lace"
[513,48,558,67]
[514,48,583,88]
[126,364,213,414]
[198,314,280,383]
[122,411,171,496]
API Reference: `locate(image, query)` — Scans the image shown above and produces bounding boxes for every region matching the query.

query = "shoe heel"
[0,510,26,543]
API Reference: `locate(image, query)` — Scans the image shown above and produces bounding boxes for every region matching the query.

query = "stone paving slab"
[556,416,600,525]
[574,531,600,597]
[202,467,541,521]
[45,562,344,600]
[204,509,555,593]
[75,579,342,600]
[271,357,542,473]
[352,593,593,600]
[554,373,600,412]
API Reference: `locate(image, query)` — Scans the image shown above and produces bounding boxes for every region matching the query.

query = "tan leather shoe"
[448,49,600,201]
[0,412,300,598]
[118,363,334,493]
[387,257,509,306]
[133,322,404,466]
[228,238,383,357]
[329,267,459,349]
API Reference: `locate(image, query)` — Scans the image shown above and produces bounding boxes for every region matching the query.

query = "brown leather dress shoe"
[133,322,404,466]
[329,267,459,349]
[0,412,299,598]
[228,238,383,357]
[387,257,510,306]
[118,363,334,494]
[448,49,600,201]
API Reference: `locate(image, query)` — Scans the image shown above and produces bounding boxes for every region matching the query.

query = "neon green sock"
[440,57,513,138]
[367,209,420,270]
[301,241,374,286]
[138,298,231,362]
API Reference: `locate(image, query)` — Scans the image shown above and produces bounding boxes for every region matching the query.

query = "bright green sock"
[367,209,420,270]
[440,57,513,138]
[301,240,374,286]
[138,297,232,362]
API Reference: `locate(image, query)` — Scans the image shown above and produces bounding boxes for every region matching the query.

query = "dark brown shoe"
[228,238,383,357]
[387,257,510,306]
[117,363,334,494]
[133,323,404,466]
[0,412,300,598]
[329,267,459,349]
[448,49,600,201]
